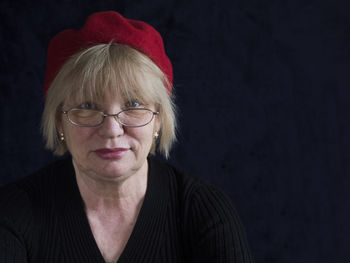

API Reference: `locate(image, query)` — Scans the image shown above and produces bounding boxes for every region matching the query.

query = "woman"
[0,11,253,263]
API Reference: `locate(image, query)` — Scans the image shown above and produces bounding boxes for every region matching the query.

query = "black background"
[1,0,350,262]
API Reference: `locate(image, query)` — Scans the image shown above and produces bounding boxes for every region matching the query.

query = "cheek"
[127,128,154,149]
[64,126,95,152]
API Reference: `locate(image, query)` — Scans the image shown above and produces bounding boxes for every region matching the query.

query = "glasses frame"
[62,108,160,128]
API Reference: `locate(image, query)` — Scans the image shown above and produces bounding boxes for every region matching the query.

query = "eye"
[125,100,141,108]
[79,102,97,110]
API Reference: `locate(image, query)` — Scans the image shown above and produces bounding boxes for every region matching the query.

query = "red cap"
[44,11,173,95]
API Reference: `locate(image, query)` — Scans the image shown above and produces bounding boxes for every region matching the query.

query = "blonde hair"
[41,43,177,158]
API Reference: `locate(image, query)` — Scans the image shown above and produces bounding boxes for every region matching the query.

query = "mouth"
[94,148,129,160]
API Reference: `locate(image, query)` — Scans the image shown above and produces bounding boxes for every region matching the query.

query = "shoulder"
[1,157,72,197]
[148,157,241,225]
[0,157,73,225]
[149,158,254,262]
[149,157,234,209]
[0,158,74,260]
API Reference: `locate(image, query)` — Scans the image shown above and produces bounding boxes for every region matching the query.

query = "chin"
[96,158,142,179]
[75,151,146,180]
[93,161,128,177]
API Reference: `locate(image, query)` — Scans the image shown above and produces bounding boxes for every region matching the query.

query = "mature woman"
[0,11,253,263]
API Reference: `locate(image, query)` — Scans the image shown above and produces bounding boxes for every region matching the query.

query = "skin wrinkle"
[58,94,160,263]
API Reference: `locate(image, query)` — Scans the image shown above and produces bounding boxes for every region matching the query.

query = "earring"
[154,131,159,139]
[60,133,65,142]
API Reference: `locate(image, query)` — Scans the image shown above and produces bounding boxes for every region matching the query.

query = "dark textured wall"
[1,0,349,262]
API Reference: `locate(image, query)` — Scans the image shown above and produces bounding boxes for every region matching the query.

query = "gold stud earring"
[60,133,65,142]
[154,131,159,139]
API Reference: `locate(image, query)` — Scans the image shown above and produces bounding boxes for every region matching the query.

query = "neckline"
[59,157,170,262]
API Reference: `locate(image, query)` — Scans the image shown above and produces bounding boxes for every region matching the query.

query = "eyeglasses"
[62,108,159,127]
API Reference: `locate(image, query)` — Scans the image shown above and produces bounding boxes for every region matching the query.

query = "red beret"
[44,11,173,95]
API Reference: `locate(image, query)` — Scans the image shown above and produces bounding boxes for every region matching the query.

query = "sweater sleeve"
[0,184,31,263]
[185,182,254,263]
[0,220,28,262]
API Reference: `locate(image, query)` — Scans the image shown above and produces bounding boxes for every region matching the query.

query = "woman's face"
[59,94,160,181]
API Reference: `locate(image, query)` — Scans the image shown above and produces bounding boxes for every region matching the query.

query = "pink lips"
[94,148,129,159]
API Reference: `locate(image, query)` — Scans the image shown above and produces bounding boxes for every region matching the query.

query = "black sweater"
[0,157,253,262]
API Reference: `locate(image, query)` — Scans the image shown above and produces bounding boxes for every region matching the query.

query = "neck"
[73,159,148,213]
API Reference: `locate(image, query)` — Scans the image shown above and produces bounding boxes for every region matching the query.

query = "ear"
[153,112,161,134]
[56,111,64,134]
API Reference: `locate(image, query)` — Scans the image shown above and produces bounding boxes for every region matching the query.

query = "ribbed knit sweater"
[0,157,253,262]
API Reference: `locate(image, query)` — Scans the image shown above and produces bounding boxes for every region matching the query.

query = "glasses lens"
[68,109,103,126]
[118,109,154,127]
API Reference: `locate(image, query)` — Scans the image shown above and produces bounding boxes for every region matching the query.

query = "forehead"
[64,85,155,106]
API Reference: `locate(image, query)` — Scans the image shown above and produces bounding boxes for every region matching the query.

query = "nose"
[97,114,124,138]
